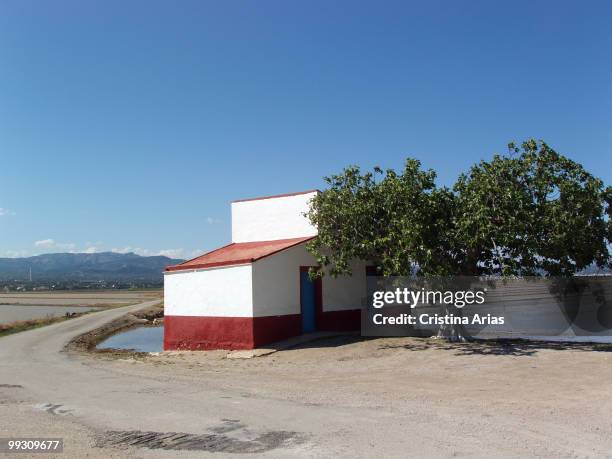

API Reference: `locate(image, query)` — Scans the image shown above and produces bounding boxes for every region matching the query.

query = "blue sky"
[1,0,611,259]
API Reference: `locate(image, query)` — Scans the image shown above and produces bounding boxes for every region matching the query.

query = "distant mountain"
[0,252,185,282]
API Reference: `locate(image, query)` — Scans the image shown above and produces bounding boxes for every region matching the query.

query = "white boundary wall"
[231,192,318,243]
[164,264,253,317]
[322,259,368,312]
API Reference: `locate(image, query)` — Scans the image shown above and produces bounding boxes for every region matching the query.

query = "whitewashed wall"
[251,243,365,317]
[322,259,368,312]
[231,192,318,243]
[251,243,316,317]
[164,265,253,317]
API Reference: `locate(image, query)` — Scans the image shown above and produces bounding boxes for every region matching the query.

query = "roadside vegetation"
[0,298,154,337]
[0,313,88,338]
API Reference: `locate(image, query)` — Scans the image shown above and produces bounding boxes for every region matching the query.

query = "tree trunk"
[434,304,468,342]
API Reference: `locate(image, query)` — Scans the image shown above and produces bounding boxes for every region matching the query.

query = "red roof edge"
[165,241,236,271]
[164,236,316,273]
[252,235,316,263]
[165,258,254,272]
[232,189,319,203]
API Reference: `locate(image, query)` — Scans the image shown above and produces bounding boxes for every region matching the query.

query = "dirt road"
[1,300,612,458]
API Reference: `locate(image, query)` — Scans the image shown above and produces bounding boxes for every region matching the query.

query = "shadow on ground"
[285,334,369,350]
[282,334,612,357]
[378,339,612,357]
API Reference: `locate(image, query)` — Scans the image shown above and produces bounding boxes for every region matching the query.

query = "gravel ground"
[3,300,612,458]
[88,335,612,457]
[144,336,612,415]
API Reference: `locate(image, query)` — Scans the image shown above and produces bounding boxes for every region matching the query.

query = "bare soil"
[5,298,612,457]
[122,335,612,452]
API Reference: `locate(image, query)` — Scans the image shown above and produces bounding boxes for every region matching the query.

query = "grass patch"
[0,313,88,338]
[1,300,162,339]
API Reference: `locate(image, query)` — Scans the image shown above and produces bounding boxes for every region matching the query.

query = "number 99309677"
[0,438,63,453]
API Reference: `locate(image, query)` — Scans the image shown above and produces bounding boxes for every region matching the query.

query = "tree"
[307,139,611,278]
[305,160,457,277]
[453,140,611,276]
[306,140,611,341]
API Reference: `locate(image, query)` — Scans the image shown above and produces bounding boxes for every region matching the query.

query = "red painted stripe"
[164,314,301,350]
[164,316,253,350]
[318,309,361,331]
[252,314,301,347]
[163,309,361,351]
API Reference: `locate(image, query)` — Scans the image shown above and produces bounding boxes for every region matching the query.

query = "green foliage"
[306,140,611,277]
[306,160,458,277]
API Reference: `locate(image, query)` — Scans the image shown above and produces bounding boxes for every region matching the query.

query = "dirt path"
[1,303,612,457]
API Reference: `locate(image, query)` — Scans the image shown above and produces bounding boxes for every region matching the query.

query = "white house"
[163,190,368,350]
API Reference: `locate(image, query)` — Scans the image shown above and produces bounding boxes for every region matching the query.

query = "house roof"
[232,189,319,203]
[165,236,315,272]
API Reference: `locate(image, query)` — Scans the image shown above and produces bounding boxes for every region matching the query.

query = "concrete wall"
[164,264,253,317]
[322,259,368,312]
[251,243,317,316]
[164,243,366,320]
[164,241,366,350]
[231,191,318,243]
[251,243,366,316]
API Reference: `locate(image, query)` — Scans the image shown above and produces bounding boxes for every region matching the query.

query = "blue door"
[300,270,316,333]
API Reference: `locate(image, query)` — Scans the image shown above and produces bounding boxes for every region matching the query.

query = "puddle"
[97,326,163,352]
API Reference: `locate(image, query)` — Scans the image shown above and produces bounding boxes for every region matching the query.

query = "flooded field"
[97,326,163,352]
[0,291,162,325]
[0,291,159,306]
[0,304,101,324]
